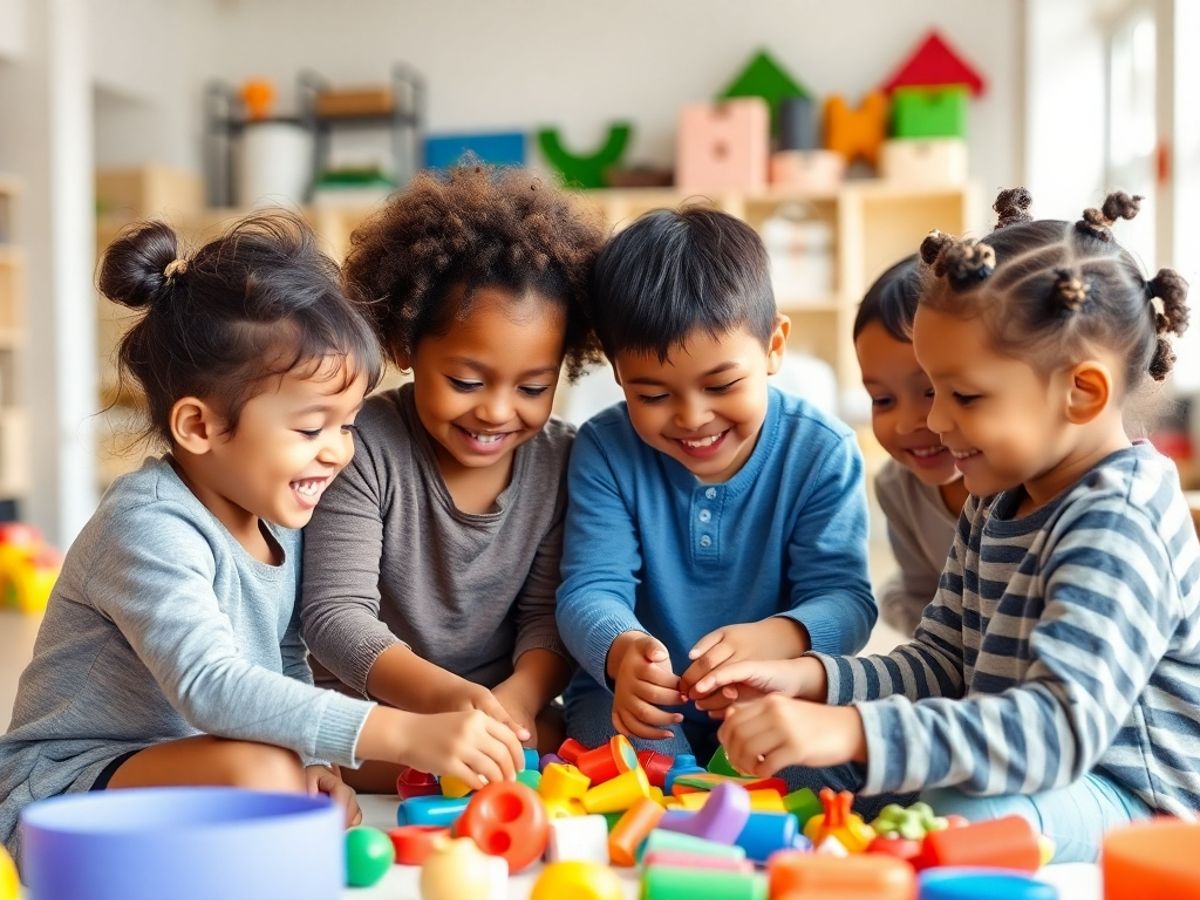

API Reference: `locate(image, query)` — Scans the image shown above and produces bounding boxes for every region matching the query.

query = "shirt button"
[705,488,717,499]
[699,535,712,547]
[698,509,712,523]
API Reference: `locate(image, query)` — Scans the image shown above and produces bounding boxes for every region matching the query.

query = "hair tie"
[163,258,188,280]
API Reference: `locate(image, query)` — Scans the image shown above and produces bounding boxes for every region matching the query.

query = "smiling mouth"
[679,433,724,449]
[290,477,328,506]
[950,448,981,461]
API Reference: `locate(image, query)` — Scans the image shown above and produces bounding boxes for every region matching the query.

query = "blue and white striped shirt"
[817,443,1200,817]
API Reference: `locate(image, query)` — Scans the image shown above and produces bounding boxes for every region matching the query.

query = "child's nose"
[477,392,513,424]
[674,397,713,432]
[926,392,952,436]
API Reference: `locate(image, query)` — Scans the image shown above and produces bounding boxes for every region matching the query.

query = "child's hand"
[679,618,809,700]
[424,669,533,745]
[687,656,827,704]
[608,632,684,741]
[491,679,539,750]
[693,683,767,719]
[717,695,867,777]
[305,765,361,827]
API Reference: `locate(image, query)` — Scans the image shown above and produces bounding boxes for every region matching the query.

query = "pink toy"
[769,150,845,192]
[659,782,751,844]
[676,98,769,193]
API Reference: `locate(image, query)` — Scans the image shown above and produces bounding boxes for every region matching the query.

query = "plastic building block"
[676,98,769,193]
[880,29,987,96]
[915,815,1039,872]
[642,865,768,900]
[388,825,449,866]
[523,747,540,772]
[642,850,754,873]
[650,786,666,806]
[720,49,811,134]
[516,768,542,791]
[664,754,705,793]
[816,835,849,857]
[457,781,549,873]
[582,766,651,814]
[671,773,788,796]
[395,767,440,800]
[557,738,588,764]
[539,762,590,818]
[419,837,506,900]
[880,137,968,185]
[823,93,889,169]
[659,782,751,844]
[537,123,632,189]
[577,735,638,784]
[734,810,800,863]
[768,850,916,898]
[424,132,525,170]
[803,788,875,853]
[395,794,470,828]
[608,797,665,866]
[708,746,740,777]
[779,96,819,151]
[918,868,1058,899]
[1103,819,1200,900]
[640,828,748,864]
[769,150,845,192]
[344,826,394,888]
[782,787,823,830]
[866,833,922,864]
[637,750,674,788]
[531,861,624,900]
[871,801,949,841]
[540,752,566,770]
[0,845,17,900]
[545,814,610,864]
[440,774,473,799]
[891,86,968,139]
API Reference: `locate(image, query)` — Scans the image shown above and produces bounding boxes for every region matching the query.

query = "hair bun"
[993,187,1033,230]
[98,220,181,310]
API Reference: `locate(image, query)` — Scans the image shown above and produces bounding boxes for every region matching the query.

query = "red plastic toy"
[913,814,1039,872]
[395,767,441,800]
[557,738,588,765]
[637,750,674,789]
[388,825,449,865]
[576,735,638,784]
[456,781,549,873]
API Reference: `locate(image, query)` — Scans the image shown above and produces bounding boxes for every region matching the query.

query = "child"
[692,188,1200,862]
[556,206,877,766]
[299,165,605,788]
[0,214,524,862]
[854,256,968,635]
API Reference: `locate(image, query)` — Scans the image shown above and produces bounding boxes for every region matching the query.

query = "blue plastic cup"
[20,787,343,900]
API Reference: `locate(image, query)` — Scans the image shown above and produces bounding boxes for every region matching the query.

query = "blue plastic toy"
[918,867,1058,900]
[396,794,471,827]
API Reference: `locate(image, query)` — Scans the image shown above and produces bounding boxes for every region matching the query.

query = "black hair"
[919,188,1189,389]
[99,211,384,445]
[342,164,607,382]
[588,206,777,361]
[853,254,922,342]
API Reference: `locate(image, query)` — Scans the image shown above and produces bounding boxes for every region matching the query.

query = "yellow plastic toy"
[0,523,60,615]
[530,861,623,900]
[677,788,784,813]
[581,767,651,814]
[0,844,17,900]
[803,788,875,854]
[440,774,473,799]
[540,762,589,818]
[419,836,506,900]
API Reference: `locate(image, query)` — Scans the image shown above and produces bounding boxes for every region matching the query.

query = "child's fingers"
[694,688,736,711]
[681,642,735,687]
[637,636,671,664]
[615,708,675,742]
[483,716,526,777]
[692,660,758,697]
[463,748,506,789]
[477,692,532,743]
[637,660,682,690]
[616,699,678,740]
[633,679,688,709]
[688,628,725,660]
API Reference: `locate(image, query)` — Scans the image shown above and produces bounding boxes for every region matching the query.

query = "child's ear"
[170,396,221,455]
[766,314,791,376]
[1064,360,1113,425]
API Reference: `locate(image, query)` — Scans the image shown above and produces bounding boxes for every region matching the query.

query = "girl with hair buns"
[0,213,525,864]
[690,188,1200,862]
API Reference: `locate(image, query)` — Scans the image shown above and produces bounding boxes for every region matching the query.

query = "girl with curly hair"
[301,165,606,788]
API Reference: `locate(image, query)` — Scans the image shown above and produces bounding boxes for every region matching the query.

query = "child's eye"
[518,385,551,398]
[924,388,936,400]
[447,376,482,392]
[870,396,894,409]
[953,392,981,406]
[340,423,358,435]
[706,379,744,394]
[296,428,322,439]
[637,393,668,405]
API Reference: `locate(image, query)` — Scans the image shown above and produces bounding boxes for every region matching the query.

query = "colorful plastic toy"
[608,797,665,866]
[537,124,632,189]
[919,867,1057,899]
[823,92,889,169]
[456,781,549,873]
[768,850,915,898]
[871,801,949,841]
[440,774,473,799]
[0,845,17,900]
[880,29,987,97]
[395,767,440,800]
[523,747,540,772]
[642,850,754,873]
[782,787,823,830]
[344,826,394,888]
[676,98,769,193]
[419,836,506,900]
[239,79,275,121]
[539,762,590,818]
[664,754,706,793]
[557,738,588,764]
[707,746,740,777]
[530,860,624,900]
[660,782,750,844]
[637,750,674,789]
[891,86,968,139]
[642,865,768,900]
[672,773,788,796]
[1103,819,1200,900]
[546,814,610,864]
[0,523,62,614]
[914,815,1039,873]
[816,834,849,857]
[582,766,651,814]
[640,828,748,864]
[867,832,923,864]
[540,752,566,770]
[803,788,875,853]
[517,768,542,791]
[395,794,470,827]
[733,810,801,863]
[388,824,448,866]
[577,735,638,784]
[719,49,811,135]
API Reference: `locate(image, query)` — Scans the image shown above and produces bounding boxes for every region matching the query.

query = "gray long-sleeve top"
[300,384,572,698]
[0,457,373,859]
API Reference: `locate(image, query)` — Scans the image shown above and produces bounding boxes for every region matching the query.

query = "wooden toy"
[395,767,440,800]
[642,865,768,900]
[531,861,624,900]
[769,150,845,192]
[891,86,968,139]
[914,815,1039,872]
[640,828,748,864]
[641,850,754,873]
[539,762,590,818]
[664,754,705,793]
[719,49,811,135]
[537,123,632,189]
[1103,819,1200,900]
[424,132,525,170]
[457,781,549,873]
[577,735,638,784]
[419,837,506,900]
[344,826,393,888]
[918,868,1057,899]
[388,824,448,866]
[660,782,751,844]
[676,98,769,193]
[582,766,651,814]
[880,137,968,184]
[637,749,674,788]
[779,97,819,151]
[768,850,916,899]
[545,814,610,864]
[735,810,801,863]
[0,845,16,900]
[608,797,665,866]
[395,794,470,828]
[880,29,987,97]
[803,788,875,853]
[823,93,889,169]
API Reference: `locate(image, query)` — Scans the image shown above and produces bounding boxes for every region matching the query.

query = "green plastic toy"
[870,801,949,841]
[891,86,968,138]
[720,49,812,134]
[707,746,740,777]
[782,787,823,830]
[536,123,632,189]
[516,768,542,791]
[642,865,767,900]
[344,825,394,888]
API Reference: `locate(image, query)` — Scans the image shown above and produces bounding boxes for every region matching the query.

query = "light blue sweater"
[557,388,876,719]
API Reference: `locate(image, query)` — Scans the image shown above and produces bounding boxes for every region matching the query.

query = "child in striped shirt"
[690,188,1200,861]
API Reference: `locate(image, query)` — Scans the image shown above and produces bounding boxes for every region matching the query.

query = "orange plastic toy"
[239,78,275,121]
[914,814,1039,872]
[388,824,449,866]
[456,781,549,873]
[577,735,638,784]
[769,851,915,899]
[823,92,889,168]
[1102,818,1200,900]
[803,788,875,854]
[608,797,665,866]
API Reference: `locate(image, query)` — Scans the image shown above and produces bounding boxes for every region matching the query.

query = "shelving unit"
[0,177,30,514]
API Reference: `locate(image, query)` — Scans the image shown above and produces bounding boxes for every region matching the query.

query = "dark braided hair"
[919,187,1189,388]
[342,164,607,381]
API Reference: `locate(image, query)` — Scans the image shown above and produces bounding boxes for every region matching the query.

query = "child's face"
[613,321,787,483]
[855,320,960,488]
[406,286,565,474]
[913,305,1069,499]
[206,357,368,530]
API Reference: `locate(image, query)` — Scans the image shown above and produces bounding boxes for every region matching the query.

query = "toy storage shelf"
[0,178,29,509]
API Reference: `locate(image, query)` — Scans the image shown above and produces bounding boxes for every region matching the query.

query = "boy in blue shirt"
[557,207,877,764]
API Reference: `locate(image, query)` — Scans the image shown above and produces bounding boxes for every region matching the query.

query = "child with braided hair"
[691,187,1200,861]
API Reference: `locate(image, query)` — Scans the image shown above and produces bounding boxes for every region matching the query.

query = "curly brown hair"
[342,164,607,381]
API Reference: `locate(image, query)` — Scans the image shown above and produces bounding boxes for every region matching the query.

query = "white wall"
[0,0,25,59]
